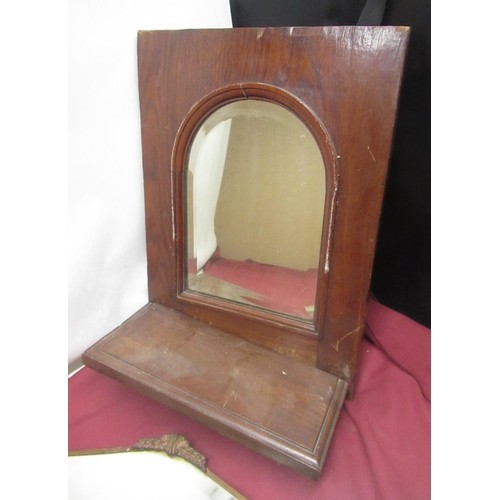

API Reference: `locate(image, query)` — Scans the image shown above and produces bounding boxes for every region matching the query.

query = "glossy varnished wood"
[137,27,409,382]
[83,26,409,478]
[83,303,348,477]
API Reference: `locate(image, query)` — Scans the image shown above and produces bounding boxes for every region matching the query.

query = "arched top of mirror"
[172,82,340,337]
[174,84,340,334]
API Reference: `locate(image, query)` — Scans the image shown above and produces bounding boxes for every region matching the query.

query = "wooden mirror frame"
[83,27,409,478]
[173,82,340,341]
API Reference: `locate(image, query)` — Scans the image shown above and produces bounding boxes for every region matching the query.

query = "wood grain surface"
[84,26,409,477]
[83,303,347,477]
[138,26,409,382]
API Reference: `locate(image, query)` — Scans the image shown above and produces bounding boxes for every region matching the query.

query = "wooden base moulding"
[83,303,348,478]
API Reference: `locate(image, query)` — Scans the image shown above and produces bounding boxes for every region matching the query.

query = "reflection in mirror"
[186,100,325,322]
[69,450,240,500]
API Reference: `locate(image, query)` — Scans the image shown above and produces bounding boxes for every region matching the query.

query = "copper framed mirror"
[83,27,409,477]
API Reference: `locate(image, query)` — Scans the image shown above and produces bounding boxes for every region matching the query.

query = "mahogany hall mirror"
[83,27,409,478]
[185,99,326,323]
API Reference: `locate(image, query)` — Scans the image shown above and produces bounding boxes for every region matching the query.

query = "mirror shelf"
[83,26,410,478]
[83,303,348,478]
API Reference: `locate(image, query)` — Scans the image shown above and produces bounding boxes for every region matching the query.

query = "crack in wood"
[330,326,362,351]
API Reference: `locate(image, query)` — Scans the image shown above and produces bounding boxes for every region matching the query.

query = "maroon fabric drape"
[69,297,430,499]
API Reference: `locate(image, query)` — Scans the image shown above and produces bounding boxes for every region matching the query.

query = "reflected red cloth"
[69,298,430,500]
[203,255,318,319]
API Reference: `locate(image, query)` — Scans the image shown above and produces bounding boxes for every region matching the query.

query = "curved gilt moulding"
[69,434,245,499]
[132,433,207,472]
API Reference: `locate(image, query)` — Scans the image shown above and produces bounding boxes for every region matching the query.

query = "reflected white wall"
[68,0,232,367]
[189,119,232,271]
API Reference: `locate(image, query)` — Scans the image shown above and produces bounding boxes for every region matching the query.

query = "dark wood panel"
[83,26,409,477]
[137,27,410,384]
[83,303,347,477]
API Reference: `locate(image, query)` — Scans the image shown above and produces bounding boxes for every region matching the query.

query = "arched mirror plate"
[186,100,326,322]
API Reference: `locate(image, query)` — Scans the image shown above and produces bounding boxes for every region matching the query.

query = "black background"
[229,0,431,327]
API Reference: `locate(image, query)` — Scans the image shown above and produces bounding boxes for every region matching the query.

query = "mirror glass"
[186,100,325,322]
[69,450,239,500]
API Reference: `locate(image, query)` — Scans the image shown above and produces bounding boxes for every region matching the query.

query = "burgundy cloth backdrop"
[69,297,430,499]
